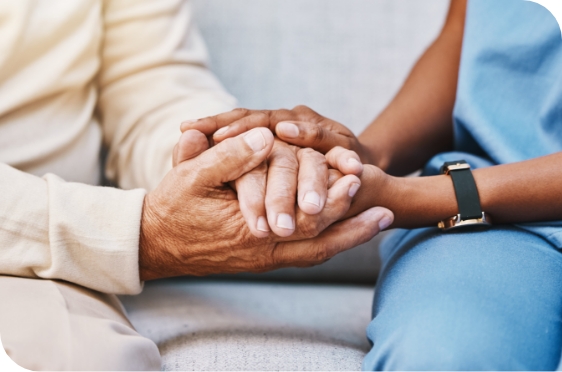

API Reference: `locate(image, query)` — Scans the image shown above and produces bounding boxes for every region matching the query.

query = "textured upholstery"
[122,280,374,371]
[125,1,449,370]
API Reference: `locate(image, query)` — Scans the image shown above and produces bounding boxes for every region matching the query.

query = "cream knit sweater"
[0,0,236,294]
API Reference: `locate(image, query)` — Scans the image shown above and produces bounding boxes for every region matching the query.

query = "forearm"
[99,0,236,191]
[0,163,145,294]
[350,152,562,228]
[359,0,466,176]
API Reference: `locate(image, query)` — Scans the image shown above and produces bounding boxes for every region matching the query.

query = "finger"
[296,148,329,215]
[235,162,270,238]
[187,127,274,186]
[211,109,297,143]
[173,130,210,167]
[210,106,319,143]
[275,121,352,154]
[328,169,344,188]
[325,146,363,176]
[265,142,299,238]
[180,108,253,135]
[277,173,361,242]
[213,112,279,143]
[272,207,394,267]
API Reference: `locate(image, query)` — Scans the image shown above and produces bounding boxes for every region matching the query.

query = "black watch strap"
[440,160,483,220]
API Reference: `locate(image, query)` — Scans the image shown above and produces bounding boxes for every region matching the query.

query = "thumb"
[173,130,210,167]
[190,127,274,186]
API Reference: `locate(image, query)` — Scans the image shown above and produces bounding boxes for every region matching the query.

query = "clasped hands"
[139,106,394,281]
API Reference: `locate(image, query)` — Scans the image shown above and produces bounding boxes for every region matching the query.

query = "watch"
[438,160,492,231]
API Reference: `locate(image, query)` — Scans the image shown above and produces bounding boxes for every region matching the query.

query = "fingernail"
[215,126,230,136]
[348,158,362,167]
[244,130,266,152]
[378,216,393,230]
[348,183,360,197]
[276,213,295,230]
[303,191,321,207]
[257,216,270,232]
[277,122,299,138]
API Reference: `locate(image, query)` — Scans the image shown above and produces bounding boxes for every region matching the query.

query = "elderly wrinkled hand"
[139,128,392,281]
[175,124,365,238]
[180,107,395,228]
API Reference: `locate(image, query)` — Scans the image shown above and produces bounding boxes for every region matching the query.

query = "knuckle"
[298,150,328,176]
[292,105,312,114]
[269,108,291,123]
[174,162,192,179]
[343,149,360,160]
[266,194,295,212]
[233,107,250,116]
[298,147,317,157]
[178,159,206,182]
[312,125,325,145]
[250,258,271,273]
[344,136,354,150]
[244,192,265,211]
[252,111,270,125]
[313,149,328,164]
[296,216,321,238]
[244,161,268,177]
[269,245,283,268]
[328,169,344,178]
[251,246,281,272]
[313,244,331,262]
[214,139,235,159]
[269,151,299,170]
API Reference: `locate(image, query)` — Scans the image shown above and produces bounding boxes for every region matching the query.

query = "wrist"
[389,173,458,228]
[346,164,393,218]
[139,193,175,281]
[348,165,457,229]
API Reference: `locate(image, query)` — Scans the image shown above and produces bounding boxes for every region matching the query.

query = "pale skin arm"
[181,0,562,230]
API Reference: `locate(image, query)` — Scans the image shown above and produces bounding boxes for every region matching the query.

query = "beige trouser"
[0,276,161,371]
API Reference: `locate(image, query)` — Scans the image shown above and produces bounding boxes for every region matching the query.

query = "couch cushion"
[193,0,448,133]
[120,279,375,371]
[190,0,449,282]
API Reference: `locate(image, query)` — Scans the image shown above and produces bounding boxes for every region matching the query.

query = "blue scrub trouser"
[362,225,562,370]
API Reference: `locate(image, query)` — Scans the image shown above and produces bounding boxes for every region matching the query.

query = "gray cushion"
[191,0,448,282]
[121,279,375,371]
[193,0,448,133]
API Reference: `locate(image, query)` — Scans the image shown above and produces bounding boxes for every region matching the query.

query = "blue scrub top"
[423,0,562,247]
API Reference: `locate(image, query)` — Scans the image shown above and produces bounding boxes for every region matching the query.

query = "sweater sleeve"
[98,0,237,191]
[0,163,146,295]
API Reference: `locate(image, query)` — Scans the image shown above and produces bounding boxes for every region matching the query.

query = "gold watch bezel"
[438,212,492,231]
